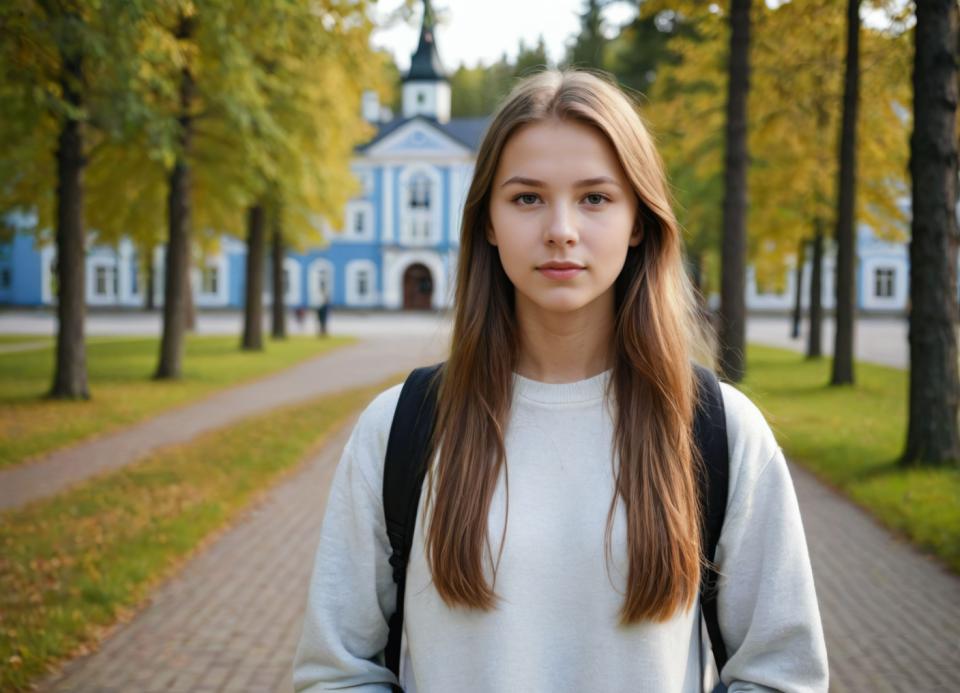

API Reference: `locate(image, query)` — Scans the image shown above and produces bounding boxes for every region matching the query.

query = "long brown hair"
[425,70,705,624]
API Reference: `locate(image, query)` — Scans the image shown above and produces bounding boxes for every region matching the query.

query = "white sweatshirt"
[293,370,829,692]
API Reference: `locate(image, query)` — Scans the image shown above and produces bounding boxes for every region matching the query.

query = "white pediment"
[364,119,471,160]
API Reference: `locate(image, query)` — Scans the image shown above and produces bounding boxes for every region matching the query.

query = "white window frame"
[354,209,367,235]
[874,266,896,299]
[399,164,442,247]
[307,258,335,307]
[87,258,119,305]
[191,255,229,307]
[201,266,219,295]
[861,257,907,310]
[96,266,114,296]
[339,200,375,243]
[345,259,378,307]
[41,245,56,305]
[262,257,302,307]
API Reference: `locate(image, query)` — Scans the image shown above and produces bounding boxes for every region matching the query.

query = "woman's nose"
[543,204,579,246]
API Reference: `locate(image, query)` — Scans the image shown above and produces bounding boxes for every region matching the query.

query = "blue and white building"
[0,2,949,314]
[1,2,484,313]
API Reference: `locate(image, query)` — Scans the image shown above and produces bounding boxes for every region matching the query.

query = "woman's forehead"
[495,119,627,185]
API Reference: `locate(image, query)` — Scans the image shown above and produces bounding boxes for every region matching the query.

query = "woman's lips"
[537,267,584,280]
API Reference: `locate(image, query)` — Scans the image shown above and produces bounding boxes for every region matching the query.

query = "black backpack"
[382,363,730,692]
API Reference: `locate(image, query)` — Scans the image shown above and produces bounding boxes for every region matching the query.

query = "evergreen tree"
[566,0,610,70]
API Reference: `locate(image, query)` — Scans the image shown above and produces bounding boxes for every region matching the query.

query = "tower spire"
[405,0,446,83]
[401,0,452,122]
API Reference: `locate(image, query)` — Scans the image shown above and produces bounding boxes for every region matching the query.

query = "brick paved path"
[39,416,356,693]
[791,463,960,692]
[0,334,447,513]
[36,428,960,692]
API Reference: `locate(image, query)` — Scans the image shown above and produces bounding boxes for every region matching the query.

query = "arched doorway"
[403,263,433,310]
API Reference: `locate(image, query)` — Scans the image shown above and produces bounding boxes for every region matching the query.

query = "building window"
[354,210,366,235]
[401,168,438,246]
[130,266,138,295]
[356,270,369,297]
[283,268,290,294]
[0,266,10,289]
[409,174,431,209]
[201,266,219,294]
[874,267,895,298]
[316,270,328,295]
[417,91,426,105]
[94,266,116,296]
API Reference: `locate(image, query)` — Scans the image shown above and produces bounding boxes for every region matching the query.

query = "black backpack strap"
[693,364,731,679]
[382,363,443,691]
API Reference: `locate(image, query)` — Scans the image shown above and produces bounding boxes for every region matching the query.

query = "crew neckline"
[512,369,611,404]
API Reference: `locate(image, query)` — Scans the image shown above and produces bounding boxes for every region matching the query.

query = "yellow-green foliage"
[742,345,960,573]
[1,0,389,270]
[640,2,911,291]
[0,376,399,692]
[0,335,353,468]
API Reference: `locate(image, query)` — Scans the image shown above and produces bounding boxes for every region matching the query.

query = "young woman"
[293,70,828,692]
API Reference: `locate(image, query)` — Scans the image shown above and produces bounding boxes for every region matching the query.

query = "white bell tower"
[401,0,451,123]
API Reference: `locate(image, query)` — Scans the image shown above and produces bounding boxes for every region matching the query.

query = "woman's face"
[488,118,640,320]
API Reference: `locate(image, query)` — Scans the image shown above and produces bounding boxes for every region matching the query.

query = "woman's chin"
[518,291,604,317]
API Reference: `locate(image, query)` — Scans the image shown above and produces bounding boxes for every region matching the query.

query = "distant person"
[294,70,828,693]
[294,305,306,332]
[315,290,329,338]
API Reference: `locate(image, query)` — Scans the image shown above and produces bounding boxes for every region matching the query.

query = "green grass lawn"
[0,335,54,345]
[0,335,154,347]
[740,344,960,573]
[0,333,354,468]
[0,376,399,692]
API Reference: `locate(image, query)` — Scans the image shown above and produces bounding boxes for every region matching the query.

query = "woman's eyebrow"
[575,176,622,188]
[500,175,622,188]
[500,176,544,188]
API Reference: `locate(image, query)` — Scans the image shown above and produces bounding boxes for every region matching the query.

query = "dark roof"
[405,0,446,82]
[357,116,491,153]
[437,117,489,149]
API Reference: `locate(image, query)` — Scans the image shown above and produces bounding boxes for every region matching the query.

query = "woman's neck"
[514,294,615,384]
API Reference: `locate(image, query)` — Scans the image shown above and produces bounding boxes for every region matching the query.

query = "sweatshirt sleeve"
[714,384,829,693]
[292,385,404,692]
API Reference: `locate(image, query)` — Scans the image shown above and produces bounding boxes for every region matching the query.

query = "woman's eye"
[514,193,540,205]
[584,193,607,206]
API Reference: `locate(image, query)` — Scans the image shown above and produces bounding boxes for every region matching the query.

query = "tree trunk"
[155,15,195,380]
[806,223,824,359]
[831,0,861,386]
[718,0,751,382]
[49,53,90,400]
[791,238,806,340]
[242,204,266,350]
[902,0,960,467]
[184,265,196,332]
[144,245,156,311]
[270,210,286,339]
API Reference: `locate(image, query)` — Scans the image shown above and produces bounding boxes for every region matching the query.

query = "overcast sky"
[370,0,639,73]
[371,1,900,75]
